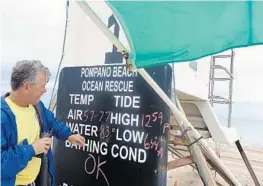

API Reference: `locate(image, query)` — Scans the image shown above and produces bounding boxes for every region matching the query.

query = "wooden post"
[174,95,216,186]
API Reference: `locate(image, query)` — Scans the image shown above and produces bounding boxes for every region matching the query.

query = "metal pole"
[76,2,241,185]
[76,1,128,53]
[228,49,235,128]
[235,140,260,186]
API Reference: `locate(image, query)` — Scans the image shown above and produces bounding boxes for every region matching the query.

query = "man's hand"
[32,137,52,155]
[67,134,85,147]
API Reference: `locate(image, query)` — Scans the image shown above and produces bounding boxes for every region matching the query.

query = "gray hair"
[11,60,51,91]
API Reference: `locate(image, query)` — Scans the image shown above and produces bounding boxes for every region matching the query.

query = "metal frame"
[208,51,260,185]
[208,50,235,128]
[208,50,235,177]
[76,1,241,185]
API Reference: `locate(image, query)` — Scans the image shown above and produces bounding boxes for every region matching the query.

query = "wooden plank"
[167,156,194,170]
[174,97,216,186]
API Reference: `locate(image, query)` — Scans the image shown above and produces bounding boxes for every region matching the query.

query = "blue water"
[1,80,262,148]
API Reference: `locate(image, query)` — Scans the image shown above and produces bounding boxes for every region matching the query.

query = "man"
[1,60,85,186]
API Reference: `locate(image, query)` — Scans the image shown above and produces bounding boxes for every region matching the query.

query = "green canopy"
[107,1,263,68]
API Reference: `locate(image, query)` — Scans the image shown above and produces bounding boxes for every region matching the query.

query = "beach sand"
[167,141,263,186]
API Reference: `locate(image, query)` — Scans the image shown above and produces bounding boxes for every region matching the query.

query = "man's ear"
[22,82,30,91]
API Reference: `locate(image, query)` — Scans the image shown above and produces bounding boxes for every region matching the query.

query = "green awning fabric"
[107,1,263,68]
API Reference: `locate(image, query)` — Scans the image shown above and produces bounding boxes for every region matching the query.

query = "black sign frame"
[53,64,172,186]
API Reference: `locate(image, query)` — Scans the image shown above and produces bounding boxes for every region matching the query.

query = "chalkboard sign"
[53,64,172,186]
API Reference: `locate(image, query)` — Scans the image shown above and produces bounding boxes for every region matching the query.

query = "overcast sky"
[1,0,263,103]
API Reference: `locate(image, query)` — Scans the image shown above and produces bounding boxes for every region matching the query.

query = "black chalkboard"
[53,64,172,186]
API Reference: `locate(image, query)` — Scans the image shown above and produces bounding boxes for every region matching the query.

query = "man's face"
[22,71,47,105]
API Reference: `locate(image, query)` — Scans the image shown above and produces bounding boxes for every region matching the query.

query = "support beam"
[76,1,131,66]
[167,156,194,170]
[173,95,216,186]
[138,69,240,185]
[235,140,260,186]
[76,2,241,186]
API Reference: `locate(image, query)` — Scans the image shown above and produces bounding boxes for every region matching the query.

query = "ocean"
[1,80,262,149]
